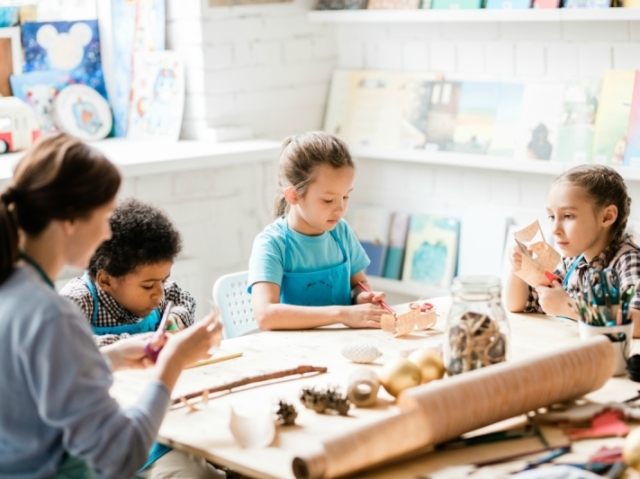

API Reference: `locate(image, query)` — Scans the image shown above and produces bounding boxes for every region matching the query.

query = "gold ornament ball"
[408,349,445,384]
[624,427,640,470]
[379,358,422,397]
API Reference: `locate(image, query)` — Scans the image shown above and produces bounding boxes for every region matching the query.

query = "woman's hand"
[157,312,222,369]
[100,333,164,371]
[535,281,575,318]
[341,303,384,329]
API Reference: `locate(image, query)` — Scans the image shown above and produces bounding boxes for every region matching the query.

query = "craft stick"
[157,300,174,333]
[184,351,243,369]
[172,365,327,407]
[356,281,395,315]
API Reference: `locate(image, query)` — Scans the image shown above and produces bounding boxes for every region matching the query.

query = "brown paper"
[415,311,437,331]
[292,336,615,479]
[513,221,561,287]
[395,309,421,337]
[381,310,431,337]
[381,314,396,333]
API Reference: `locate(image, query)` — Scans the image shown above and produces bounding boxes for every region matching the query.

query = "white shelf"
[351,146,640,181]
[0,138,282,182]
[307,8,640,23]
[368,275,450,298]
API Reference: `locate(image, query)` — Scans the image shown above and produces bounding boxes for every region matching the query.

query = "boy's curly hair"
[88,198,182,278]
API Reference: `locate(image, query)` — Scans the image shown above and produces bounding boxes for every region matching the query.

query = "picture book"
[368,0,419,7]
[402,214,459,288]
[0,27,21,97]
[126,51,184,141]
[349,207,392,277]
[424,80,462,152]
[341,70,406,149]
[0,7,19,27]
[593,70,635,166]
[451,81,501,155]
[488,82,524,157]
[555,79,600,164]
[532,0,560,7]
[457,209,508,278]
[623,73,640,167]
[399,73,442,149]
[382,212,410,280]
[516,82,565,161]
[563,0,609,6]
[22,20,107,98]
[109,0,165,137]
[317,0,367,8]
[342,71,440,150]
[10,70,73,132]
[485,0,531,7]
[431,0,482,7]
[323,70,352,138]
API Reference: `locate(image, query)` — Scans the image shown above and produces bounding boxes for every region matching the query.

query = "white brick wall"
[168,0,336,140]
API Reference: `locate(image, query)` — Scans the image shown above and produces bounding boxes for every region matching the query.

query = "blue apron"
[83,272,170,471]
[280,225,352,306]
[563,253,585,289]
[83,272,161,335]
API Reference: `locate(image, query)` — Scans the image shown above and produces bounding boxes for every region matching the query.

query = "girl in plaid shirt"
[506,165,640,337]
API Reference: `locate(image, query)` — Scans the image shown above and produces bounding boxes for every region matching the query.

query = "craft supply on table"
[340,342,382,364]
[171,365,327,409]
[512,220,561,288]
[356,281,395,315]
[184,350,243,369]
[378,357,422,397]
[275,400,298,426]
[381,307,437,337]
[444,275,509,375]
[292,336,615,479]
[346,368,380,408]
[144,300,174,362]
[229,403,275,448]
[623,427,640,471]
[407,349,445,384]
[574,268,634,376]
[300,386,350,415]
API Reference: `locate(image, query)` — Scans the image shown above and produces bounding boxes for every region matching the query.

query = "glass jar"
[444,275,510,376]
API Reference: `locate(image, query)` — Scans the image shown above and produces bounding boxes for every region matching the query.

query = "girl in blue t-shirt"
[248,131,386,330]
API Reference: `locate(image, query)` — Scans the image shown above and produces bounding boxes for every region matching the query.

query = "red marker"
[357,281,395,315]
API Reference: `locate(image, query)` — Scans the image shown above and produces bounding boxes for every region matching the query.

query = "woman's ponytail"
[0,188,19,284]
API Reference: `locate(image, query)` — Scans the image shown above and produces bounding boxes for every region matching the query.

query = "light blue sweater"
[0,265,170,479]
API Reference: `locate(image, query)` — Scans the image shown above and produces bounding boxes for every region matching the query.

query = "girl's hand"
[101,333,163,371]
[354,290,386,305]
[342,303,384,329]
[157,312,222,369]
[509,244,526,272]
[535,281,573,317]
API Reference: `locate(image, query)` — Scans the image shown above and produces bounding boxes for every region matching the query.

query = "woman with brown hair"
[0,133,221,479]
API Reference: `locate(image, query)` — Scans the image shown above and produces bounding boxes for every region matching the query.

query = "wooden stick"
[171,365,328,407]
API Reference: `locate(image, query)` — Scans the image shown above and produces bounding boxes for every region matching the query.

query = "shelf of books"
[351,147,640,180]
[308,8,640,23]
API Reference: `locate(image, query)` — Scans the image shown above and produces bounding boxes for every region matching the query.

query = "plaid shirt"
[524,237,640,314]
[59,276,196,347]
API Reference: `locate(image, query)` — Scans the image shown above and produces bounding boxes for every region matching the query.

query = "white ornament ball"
[341,343,382,364]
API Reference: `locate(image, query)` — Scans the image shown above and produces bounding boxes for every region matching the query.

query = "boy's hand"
[354,290,386,305]
[535,281,573,317]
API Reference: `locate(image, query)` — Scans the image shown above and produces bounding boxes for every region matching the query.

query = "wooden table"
[111,298,640,479]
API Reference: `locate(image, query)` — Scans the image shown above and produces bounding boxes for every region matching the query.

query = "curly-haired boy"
[60,197,196,347]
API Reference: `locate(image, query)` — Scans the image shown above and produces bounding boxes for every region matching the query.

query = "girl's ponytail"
[0,189,19,284]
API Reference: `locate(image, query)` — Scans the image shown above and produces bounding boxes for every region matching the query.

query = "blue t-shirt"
[248,217,370,294]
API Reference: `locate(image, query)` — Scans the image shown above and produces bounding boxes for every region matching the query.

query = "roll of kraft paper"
[292,336,615,479]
